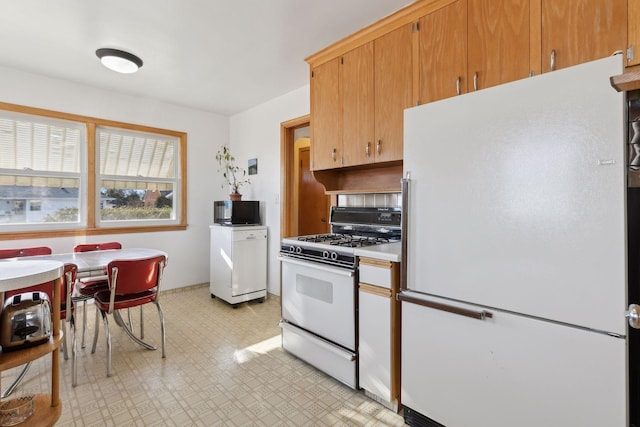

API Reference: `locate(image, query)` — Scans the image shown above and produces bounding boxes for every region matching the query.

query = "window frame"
[0,102,187,240]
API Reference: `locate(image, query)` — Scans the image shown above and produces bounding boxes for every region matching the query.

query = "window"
[0,111,85,230]
[97,126,180,226]
[0,102,187,239]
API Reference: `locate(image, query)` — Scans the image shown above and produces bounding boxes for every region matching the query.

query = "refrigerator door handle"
[400,176,409,291]
[398,292,493,321]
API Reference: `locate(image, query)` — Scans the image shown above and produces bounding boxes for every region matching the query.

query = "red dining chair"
[0,246,52,259]
[73,242,122,348]
[0,247,77,396]
[90,255,167,377]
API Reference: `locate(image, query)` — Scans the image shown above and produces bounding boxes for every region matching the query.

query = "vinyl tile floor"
[2,284,407,426]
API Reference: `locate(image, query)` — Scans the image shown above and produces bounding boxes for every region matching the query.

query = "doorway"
[280,116,330,238]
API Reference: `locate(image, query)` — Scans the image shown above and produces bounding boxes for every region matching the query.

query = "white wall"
[229,85,310,295]
[0,66,229,291]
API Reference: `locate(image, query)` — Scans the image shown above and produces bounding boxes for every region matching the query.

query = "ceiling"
[0,0,414,116]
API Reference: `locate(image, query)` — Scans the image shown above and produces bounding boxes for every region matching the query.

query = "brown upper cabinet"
[342,42,375,168]
[541,0,627,72]
[418,0,530,103]
[372,24,413,164]
[467,0,531,91]
[417,0,468,104]
[311,25,412,171]
[310,57,342,171]
[307,0,636,175]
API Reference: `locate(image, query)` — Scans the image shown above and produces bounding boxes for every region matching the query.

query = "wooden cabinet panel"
[418,0,468,103]
[541,0,627,72]
[374,24,413,163]
[631,0,640,67]
[342,42,374,167]
[467,0,530,90]
[311,58,342,171]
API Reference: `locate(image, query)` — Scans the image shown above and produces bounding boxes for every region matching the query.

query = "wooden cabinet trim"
[610,70,640,92]
[360,257,393,269]
[359,282,393,298]
[306,0,458,68]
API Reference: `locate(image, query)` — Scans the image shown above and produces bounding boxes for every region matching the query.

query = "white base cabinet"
[210,225,267,306]
[358,258,400,411]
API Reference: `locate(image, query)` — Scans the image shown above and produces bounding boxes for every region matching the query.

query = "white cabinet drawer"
[358,257,394,289]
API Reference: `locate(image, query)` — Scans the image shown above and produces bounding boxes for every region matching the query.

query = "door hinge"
[311,70,315,78]
[628,45,635,62]
[341,57,344,65]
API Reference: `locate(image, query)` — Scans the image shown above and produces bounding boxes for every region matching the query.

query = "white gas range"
[278,206,401,388]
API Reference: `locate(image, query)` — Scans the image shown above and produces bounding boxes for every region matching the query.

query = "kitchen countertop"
[354,242,401,263]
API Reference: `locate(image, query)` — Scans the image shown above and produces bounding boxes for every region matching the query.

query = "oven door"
[279,256,355,350]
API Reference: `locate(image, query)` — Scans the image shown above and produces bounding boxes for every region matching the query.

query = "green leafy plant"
[215,145,250,194]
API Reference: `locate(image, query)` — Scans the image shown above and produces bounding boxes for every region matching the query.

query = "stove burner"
[297,233,395,247]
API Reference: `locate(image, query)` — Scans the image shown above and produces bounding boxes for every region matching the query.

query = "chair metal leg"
[61,320,69,360]
[126,308,132,329]
[155,302,166,358]
[81,299,87,348]
[71,314,78,387]
[100,310,112,377]
[113,310,156,350]
[1,363,31,399]
[140,305,144,339]
[91,305,100,354]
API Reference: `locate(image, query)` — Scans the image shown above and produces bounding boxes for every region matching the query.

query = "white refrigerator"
[400,56,630,426]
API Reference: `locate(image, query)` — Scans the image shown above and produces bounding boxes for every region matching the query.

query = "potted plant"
[216,145,250,200]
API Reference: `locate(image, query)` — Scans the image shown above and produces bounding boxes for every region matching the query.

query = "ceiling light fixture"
[95,48,143,74]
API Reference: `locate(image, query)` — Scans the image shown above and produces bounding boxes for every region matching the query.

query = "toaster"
[0,291,52,351]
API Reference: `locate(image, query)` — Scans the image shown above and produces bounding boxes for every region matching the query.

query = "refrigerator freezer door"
[403,56,626,334]
[401,293,626,427]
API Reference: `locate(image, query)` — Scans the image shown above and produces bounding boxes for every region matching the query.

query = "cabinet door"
[359,288,392,402]
[418,0,467,103]
[541,0,627,72]
[311,58,342,171]
[631,0,640,67]
[342,42,375,167]
[374,24,413,163]
[467,0,530,90]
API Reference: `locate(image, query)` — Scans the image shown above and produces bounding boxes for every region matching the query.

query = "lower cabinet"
[210,225,267,306]
[358,258,400,411]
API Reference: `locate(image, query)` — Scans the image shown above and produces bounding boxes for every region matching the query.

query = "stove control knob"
[322,250,330,259]
[330,252,338,261]
[295,246,302,254]
[289,246,295,252]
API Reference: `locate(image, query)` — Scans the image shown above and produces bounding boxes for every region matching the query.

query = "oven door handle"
[278,256,354,277]
[279,321,356,361]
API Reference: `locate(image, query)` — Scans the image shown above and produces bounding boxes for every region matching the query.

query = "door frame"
[280,114,310,239]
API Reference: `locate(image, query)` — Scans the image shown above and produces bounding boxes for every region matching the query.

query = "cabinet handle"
[456,76,461,95]
[366,142,370,157]
[332,148,336,162]
[376,140,381,155]
[550,49,556,71]
[473,72,478,91]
